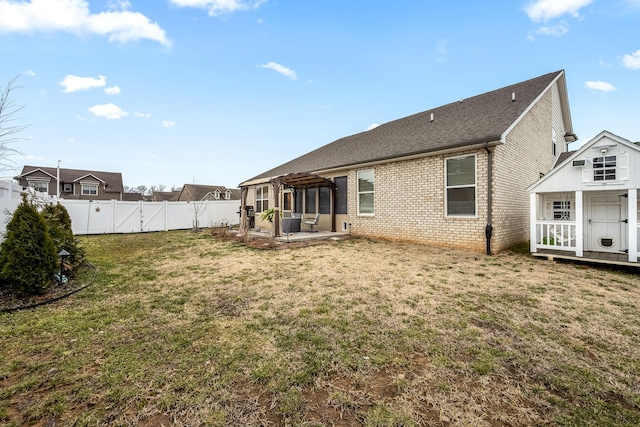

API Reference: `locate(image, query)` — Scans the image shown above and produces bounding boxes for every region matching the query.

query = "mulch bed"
[0,264,95,312]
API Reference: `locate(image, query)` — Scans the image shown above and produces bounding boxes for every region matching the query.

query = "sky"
[0,0,639,190]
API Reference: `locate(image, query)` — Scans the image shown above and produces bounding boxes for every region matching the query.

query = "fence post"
[163,200,168,231]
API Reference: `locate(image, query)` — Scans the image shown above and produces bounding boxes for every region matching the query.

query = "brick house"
[15,165,124,200]
[238,70,576,253]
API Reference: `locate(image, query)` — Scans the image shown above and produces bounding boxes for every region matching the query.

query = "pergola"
[238,172,337,237]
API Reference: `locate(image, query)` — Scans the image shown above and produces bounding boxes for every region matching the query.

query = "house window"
[357,169,374,215]
[28,181,48,193]
[214,189,221,200]
[283,191,292,211]
[305,188,317,214]
[225,190,231,200]
[63,183,72,193]
[294,190,303,214]
[319,187,331,214]
[553,201,571,220]
[593,156,616,181]
[256,185,269,212]
[552,129,557,157]
[81,184,98,195]
[335,176,347,214]
[446,154,476,216]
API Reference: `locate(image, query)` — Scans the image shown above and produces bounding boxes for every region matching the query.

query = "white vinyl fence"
[0,181,240,236]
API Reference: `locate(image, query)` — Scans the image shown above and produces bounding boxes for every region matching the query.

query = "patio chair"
[303,213,320,232]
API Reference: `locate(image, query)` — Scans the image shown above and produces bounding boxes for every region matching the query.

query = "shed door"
[587,194,627,253]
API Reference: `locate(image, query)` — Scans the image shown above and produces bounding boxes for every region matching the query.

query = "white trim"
[81,183,98,196]
[74,173,106,184]
[444,153,478,218]
[575,190,583,257]
[628,189,637,262]
[18,168,57,180]
[530,193,537,253]
[357,168,375,216]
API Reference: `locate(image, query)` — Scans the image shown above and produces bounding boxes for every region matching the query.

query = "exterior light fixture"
[57,249,70,284]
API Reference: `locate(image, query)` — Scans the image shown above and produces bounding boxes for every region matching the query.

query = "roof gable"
[73,173,106,184]
[241,70,567,185]
[17,165,124,193]
[528,130,640,193]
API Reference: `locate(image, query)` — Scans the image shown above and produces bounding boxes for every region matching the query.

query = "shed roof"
[241,70,570,186]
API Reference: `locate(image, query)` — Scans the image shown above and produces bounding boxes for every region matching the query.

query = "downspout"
[484,142,493,255]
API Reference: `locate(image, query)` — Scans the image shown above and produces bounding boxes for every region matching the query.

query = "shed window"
[446,155,476,216]
[357,169,374,215]
[593,156,616,181]
[553,201,571,220]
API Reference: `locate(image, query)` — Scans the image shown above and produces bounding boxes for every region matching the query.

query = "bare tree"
[0,76,27,174]
[149,184,166,195]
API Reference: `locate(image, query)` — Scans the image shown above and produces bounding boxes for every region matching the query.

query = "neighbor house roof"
[241,70,573,186]
[16,165,124,194]
[178,184,241,201]
[152,191,181,201]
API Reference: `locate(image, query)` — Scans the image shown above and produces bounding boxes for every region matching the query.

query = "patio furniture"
[303,213,320,232]
[281,217,301,233]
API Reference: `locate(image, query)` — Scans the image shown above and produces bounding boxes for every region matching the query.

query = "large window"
[283,191,292,211]
[256,185,269,212]
[81,184,98,195]
[335,176,347,214]
[294,190,303,214]
[593,156,616,181]
[446,155,476,216]
[28,180,48,193]
[305,188,317,214]
[357,169,374,215]
[319,187,331,214]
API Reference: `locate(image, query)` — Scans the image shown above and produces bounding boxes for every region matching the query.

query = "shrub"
[42,203,85,268]
[0,194,58,296]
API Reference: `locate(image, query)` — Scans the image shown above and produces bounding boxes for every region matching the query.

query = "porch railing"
[535,221,577,251]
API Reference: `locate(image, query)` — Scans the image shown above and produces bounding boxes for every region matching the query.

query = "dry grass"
[1,231,639,426]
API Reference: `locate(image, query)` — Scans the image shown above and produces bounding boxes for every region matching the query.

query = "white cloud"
[169,0,266,16]
[0,0,170,46]
[89,103,128,119]
[260,62,297,80]
[436,39,448,55]
[366,123,380,131]
[622,49,640,69]
[104,85,121,95]
[59,74,106,93]
[162,120,176,128]
[24,69,36,76]
[585,80,616,92]
[535,22,569,37]
[134,111,151,118]
[525,0,593,21]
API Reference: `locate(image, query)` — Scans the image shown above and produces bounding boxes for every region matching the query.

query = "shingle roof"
[17,165,124,194]
[178,184,241,201]
[242,70,566,185]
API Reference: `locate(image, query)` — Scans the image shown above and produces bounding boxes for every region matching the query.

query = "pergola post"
[237,186,248,236]
[272,180,281,237]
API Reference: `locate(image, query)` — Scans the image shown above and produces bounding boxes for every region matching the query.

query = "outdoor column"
[272,180,281,237]
[628,188,638,263]
[530,192,537,253]
[575,190,583,257]
[238,187,248,236]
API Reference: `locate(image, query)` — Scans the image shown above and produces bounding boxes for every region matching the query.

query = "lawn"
[1,231,639,426]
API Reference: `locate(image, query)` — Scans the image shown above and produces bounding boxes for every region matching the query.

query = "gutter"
[484,142,493,255]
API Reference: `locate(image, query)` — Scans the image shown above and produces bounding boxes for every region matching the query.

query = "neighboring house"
[122,192,149,202]
[239,70,576,254]
[15,165,124,201]
[177,184,241,202]
[151,191,181,202]
[529,131,640,265]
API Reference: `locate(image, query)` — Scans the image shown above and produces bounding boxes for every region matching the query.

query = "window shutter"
[582,167,592,183]
[618,153,629,180]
